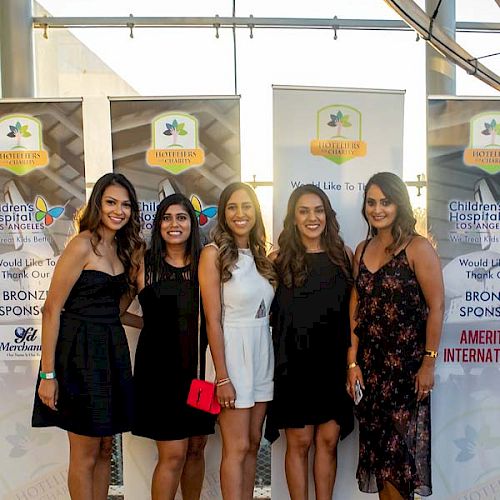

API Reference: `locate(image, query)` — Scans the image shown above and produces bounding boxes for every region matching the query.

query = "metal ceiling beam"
[32,16,500,33]
[384,0,500,91]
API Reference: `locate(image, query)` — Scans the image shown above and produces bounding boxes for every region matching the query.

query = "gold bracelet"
[424,349,438,358]
[347,361,358,369]
[216,379,231,387]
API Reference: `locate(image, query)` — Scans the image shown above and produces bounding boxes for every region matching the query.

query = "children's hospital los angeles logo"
[0,114,49,175]
[464,112,500,174]
[146,112,205,174]
[310,105,367,165]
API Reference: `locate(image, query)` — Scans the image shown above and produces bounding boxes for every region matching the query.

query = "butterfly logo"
[34,196,65,226]
[190,195,217,226]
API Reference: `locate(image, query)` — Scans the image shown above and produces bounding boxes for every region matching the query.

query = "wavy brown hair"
[212,182,277,287]
[362,171,417,254]
[276,184,352,288]
[74,173,144,289]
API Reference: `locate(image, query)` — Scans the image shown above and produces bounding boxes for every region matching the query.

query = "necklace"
[305,247,323,253]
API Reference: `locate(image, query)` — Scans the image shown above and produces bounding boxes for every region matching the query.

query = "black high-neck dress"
[132,261,215,441]
[32,270,134,437]
[266,252,353,441]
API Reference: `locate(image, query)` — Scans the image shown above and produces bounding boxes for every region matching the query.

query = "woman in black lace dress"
[266,184,353,500]
[347,172,444,500]
[126,194,215,500]
[32,173,144,500]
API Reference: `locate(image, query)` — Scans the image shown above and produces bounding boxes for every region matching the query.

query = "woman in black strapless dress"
[125,193,214,500]
[32,173,144,499]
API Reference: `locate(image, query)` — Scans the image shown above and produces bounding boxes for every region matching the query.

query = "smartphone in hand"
[354,380,363,405]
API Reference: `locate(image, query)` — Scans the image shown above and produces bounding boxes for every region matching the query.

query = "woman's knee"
[157,444,187,472]
[248,430,262,455]
[315,425,340,454]
[186,436,207,461]
[223,437,251,460]
[286,431,313,456]
[68,435,102,469]
[98,437,114,461]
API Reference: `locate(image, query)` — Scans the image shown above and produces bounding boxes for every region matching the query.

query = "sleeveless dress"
[32,270,133,437]
[205,248,275,409]
[355,241,431,499]
[132,261,215,441]
[265,252,353,442]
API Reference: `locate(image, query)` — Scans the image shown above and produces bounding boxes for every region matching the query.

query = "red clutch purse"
[187,288,221,415]
[187,379,221,415]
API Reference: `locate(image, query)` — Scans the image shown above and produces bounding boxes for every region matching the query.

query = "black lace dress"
[132,261,215,441]
[355,243,431,499]
[265,252,353,441]
[32,270,133,437]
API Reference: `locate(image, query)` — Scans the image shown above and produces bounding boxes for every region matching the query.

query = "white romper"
[206,248,275,408]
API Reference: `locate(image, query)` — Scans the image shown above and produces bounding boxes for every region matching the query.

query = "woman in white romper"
[199,182,277,500]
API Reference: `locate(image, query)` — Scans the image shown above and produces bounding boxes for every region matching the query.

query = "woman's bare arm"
[120,258,144,329]
[347,241,366,398]
[38,236,91,410]
[198,245,236,408]
[199,246,227,379]
[408,236,445,400]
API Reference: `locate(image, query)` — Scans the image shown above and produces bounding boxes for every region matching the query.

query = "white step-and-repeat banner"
[109,96,241,500]
[0,99,85,499]
[428,97,500,500]
[272,85,404,499]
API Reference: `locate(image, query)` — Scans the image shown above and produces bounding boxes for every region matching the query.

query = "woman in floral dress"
[347,172,444,500]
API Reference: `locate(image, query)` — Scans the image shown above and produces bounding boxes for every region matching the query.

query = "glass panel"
[236,28,426,183]
[456,33,500,96]
[235,0,425,19]
[456,0,500,22]
[34,27,235,97]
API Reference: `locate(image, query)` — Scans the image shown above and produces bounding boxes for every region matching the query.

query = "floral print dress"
[354,241,431,499]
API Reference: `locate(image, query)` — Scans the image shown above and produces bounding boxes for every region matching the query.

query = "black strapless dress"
[32,270,133,437]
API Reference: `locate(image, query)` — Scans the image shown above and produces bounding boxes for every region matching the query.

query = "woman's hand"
[346,365,365,400]
[38,378,59,411]
[415,359,435,401]
[217,382,236,410]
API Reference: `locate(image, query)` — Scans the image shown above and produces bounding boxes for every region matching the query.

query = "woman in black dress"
[32,173,144,500]
[266,184,353,500]
[127,194,215,500]
[347,172,444,500]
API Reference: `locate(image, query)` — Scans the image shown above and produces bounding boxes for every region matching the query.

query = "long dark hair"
[276,184,351,288]
[362,172,417,254]
[145,193,201,284]
[74,173,144,287]
[212,182,277,286]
